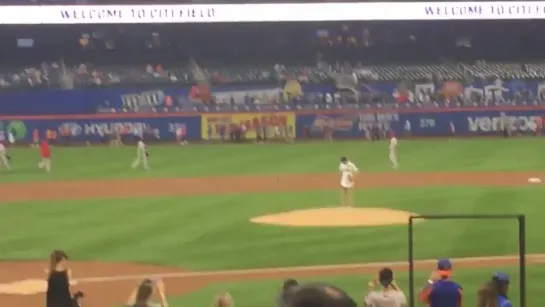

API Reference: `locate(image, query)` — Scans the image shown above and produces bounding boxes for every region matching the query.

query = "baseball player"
[131,138,149,170]
[38,139,51,172]
[339,156,359,207]
[389,132,398,169]
[0,142,11,171]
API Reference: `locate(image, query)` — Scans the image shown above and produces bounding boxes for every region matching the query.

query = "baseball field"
[0,138,544,307]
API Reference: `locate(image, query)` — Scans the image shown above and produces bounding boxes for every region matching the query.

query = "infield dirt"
[0,171,542,307]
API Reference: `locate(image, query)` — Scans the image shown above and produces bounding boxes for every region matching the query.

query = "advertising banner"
[2,108,545,144]
[201,112,295,140]
[295,109,545,138]
[0,115,201,143]
[296,111,402,138]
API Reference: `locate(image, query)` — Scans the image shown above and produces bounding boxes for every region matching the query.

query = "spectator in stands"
[126,278,168,307]
[477,272,512,307]
[213,292,233,307]
[278,279,300,307]
[291,283,357,307]
[46,250,75,307]
[72,291,84,307]
[364,267,406,307]
[418,259,462,307]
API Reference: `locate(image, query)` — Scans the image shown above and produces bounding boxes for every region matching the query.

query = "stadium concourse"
[0,171,543,307]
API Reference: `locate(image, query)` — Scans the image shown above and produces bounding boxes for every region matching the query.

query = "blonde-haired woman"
[364,268,407,307]
[339,156,359,207]
[213,292,233,307]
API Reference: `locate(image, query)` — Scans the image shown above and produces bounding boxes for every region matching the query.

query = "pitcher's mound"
[250,207,420,227]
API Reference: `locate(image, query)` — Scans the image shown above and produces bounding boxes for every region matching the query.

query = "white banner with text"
[1,2,545,24]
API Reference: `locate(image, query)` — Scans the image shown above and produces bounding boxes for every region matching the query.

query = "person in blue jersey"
[418,258,462,307]
[477,272,512,307]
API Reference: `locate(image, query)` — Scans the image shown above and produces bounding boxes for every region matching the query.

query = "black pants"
[503,128,509,138]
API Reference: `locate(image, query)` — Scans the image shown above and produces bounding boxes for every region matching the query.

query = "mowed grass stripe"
[0,187,542,270]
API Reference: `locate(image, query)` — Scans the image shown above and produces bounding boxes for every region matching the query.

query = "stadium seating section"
[2,19,545,108]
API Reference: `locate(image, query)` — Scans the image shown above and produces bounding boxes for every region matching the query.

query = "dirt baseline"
[0,171,541,203]
[0,171,542,307]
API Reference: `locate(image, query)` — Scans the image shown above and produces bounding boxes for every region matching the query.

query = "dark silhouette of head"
[283,279,299,291]
[49,250,68,273]
[134,279,154,307]
[291,284,356,307]
[340,157,347,164]
[378,267,394,288]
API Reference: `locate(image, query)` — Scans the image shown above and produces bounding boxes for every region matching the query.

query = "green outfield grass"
[0,187,541,269]
[166,266,541,307]
[1,138,545,182]
[1,138,544,305]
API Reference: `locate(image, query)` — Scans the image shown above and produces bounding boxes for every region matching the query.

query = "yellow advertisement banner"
[201,112,295,140]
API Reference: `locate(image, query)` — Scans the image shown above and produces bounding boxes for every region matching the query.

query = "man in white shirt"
[364,268,406,307]
[389,133,399,169]
[339,156,359,207]
[131,139,149,170]
[0,143,10,170]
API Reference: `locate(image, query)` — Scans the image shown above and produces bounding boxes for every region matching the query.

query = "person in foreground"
[364,267,406,307]
[278,279,301,307]
[126,278,168,307]
[290,282,357,307]
[339,156,359,207]
[418,258,462,307]
[477,272,512,307]
[46,250,75,307]
[213,292,233,307]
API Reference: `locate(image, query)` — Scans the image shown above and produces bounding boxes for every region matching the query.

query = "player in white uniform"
[0,143,10,170]
[131,138,149,170]
[339,156,359,207]
[389,133,399,169]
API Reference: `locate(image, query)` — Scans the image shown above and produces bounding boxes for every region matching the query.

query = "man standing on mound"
[339,157,358,207]
[419,258,462,307]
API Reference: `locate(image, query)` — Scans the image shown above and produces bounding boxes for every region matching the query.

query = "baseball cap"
[437,258,452,276]
[493,272,510,282]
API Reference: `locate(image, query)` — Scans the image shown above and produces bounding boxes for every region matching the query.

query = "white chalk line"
[74,253,545,284]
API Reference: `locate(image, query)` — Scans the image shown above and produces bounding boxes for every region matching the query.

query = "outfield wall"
[1,107,544,143]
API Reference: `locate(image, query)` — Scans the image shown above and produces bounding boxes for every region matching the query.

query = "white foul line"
[74,254,545,284]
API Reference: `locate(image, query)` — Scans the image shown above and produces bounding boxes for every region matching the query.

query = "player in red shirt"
[38,140,51,172]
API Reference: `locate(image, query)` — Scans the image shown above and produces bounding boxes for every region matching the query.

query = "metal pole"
[408,216,415,307]
[518,215,526,307]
